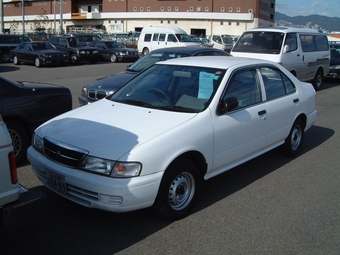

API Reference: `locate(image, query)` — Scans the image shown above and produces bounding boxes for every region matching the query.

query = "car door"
[211,67,268,173]
[259,66,300,147]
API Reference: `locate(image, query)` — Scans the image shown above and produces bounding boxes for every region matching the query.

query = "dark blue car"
[328,42,340,79]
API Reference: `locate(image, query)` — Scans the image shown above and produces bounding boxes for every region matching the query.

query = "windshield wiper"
[158,105,198,113]
[115,99,154,107]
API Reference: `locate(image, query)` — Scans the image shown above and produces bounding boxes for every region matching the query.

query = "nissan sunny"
[27,57,317,220]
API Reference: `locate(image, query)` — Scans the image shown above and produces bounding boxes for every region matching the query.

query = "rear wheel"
[282,118,304,157]
[34,57,41,67]
[13,55,20,65]
[1,52,10,62]
[142,47,149,56]
[70,53,79,64]
[312,69,323,91]
[153,159,201,220]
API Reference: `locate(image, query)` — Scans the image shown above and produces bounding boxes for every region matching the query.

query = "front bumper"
[27,146,163,213]
[1,185,45,232]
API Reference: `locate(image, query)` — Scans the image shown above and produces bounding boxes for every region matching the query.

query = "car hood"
[17,81,68,89]
[34,49,67,55]
[84,72,137,92]
[38,99,196,159]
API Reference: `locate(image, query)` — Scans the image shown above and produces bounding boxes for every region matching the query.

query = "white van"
[137,26,200,55]
[231,27,330,90]
[208,34,234,52]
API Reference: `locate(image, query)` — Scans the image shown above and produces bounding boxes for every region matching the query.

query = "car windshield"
[32,42,56,50]
[330,44,340,58]
[232,31,284,54]
[127,51,190,72]
[176,34,194,42]
[106,41,124,48]
[110,64,226,113]
[68,37,87,46]
[221,35,233,44]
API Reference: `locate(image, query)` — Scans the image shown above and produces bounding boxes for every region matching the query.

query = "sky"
[275,0,340,17]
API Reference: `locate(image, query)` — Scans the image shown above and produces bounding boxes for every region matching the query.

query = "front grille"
[43,138,88,167]
[88,90,107,100]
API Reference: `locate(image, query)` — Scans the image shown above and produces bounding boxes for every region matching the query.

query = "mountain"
[275,12,340,32]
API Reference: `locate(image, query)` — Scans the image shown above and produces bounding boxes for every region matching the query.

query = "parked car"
[78,46,232,105]
[88,40,139,63]
[0,113,45,232]
[327,42,340,79]
[50,36,100,65]
[28,56,317,220]
[0,75,72,163]
[62,33,101,45]
[0,34,30,63]
[11,41,69,67]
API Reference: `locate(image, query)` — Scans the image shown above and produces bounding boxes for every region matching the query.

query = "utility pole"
[60,0,63,34]
[22,0,25,34]
[0,0,3,33]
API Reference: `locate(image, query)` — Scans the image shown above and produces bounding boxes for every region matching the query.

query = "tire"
[35,57,41,67]
[110,54,118,63]
[282,118,304,157]
[142,47,149,56]
[153,159,201,220]
[1,52,10,62]
[13,55,20,65]
[312,69,323,91]
[6,120,30,164]
[70,53,79,65]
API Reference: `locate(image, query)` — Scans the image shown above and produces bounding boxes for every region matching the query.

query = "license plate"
[46,169,67,193]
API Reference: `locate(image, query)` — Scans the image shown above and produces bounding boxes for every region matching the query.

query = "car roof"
[150,46,229,54]
[156,56,276,69]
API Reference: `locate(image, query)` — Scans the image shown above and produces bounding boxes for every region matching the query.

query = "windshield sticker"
[198,72,214,99]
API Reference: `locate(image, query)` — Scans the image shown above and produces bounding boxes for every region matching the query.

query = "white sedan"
[28,56,317,220]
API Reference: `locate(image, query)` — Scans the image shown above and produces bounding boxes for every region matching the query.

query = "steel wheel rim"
[8,129,21,157]
[168,172,195,211]
[291,125,302,151]
[35,58,40,67]
[110,54,117,62]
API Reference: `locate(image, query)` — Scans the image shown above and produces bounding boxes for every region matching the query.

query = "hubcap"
[291,126,302,151]
[168,172,195,211]
[8,129,21,157]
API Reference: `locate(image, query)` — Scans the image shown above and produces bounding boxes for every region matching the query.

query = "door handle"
[293,98,299,103]
[258,110,266,116]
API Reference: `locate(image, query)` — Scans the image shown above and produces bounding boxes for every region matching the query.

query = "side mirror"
[216,97,239,115]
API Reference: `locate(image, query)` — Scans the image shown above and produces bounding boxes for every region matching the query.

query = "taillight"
[8,151,18,184]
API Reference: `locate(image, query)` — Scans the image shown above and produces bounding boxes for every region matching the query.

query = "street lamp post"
[22,0,25,34]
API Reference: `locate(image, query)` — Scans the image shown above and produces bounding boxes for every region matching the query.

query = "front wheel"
[142,47,149,56]
[282,118,304,157]
[110,54,118,63]
[13,55,20,65]
[6,120,30,164]
[70,53,79,65]
[312,69,323,91]
[35,57,41,67]
[153,159,201,220]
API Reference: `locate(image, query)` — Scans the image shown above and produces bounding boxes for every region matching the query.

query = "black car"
[328,42,340,79]
[88,40,139,63]
[12,41,69,67]
[0,75,72,163]
[50,36,100,65]
[78,46,232,105]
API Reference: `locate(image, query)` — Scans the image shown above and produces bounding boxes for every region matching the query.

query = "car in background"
[28,56,317,220]
[50,36,100,65]
[78,46,232,105]
[0,75,72,163]
[12,41,69,67]
[0,113,45,232]
[63,33,102,45]
[88,40,139,63]
[327,42,340,79]
[0,34,31,63]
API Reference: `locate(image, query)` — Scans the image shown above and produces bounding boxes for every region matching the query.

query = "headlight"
[81,86,87,96]
[93,50,98,54]
[79,50,86,54]
[330,65,340,69]
[80,155,142,178]
[32,133,44,154]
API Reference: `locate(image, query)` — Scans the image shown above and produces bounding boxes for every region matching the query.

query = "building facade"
[0,0,275,36]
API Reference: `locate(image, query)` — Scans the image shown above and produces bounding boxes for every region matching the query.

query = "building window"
[220,22,223,25]
[248,9,253,13]
[221,7,225,12]
[133,7,137,11]
[168,20,170,24]
[197,6,201,12]
[140,7,143,11]
[236,7,240,12]
[236,22,240,26]
[175,6,178,11]
[205,7,209,12]
[160,7,164,11]
[229,7,233,12]
[168,7,171,11]
[175,20,177,24]
[160,20,163,24]
[189,6,193,11]
[147,7,150,11]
